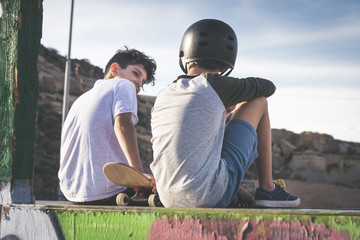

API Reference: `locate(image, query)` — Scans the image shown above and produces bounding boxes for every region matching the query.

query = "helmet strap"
[179,57,187,74]
[221,68,233,76]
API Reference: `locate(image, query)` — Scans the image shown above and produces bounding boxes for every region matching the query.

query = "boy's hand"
[132,174,157,195]
[226,105,236,113]
[144,173,157,193]
[226,105,236,120]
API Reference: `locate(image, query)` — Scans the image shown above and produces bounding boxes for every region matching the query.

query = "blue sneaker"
[253,179,300,208]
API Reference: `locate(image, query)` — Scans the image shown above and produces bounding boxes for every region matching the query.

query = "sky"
[39,0,360,142]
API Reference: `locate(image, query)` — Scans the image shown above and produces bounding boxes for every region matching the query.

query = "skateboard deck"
[103,162,152,188]
[103,162,162,207]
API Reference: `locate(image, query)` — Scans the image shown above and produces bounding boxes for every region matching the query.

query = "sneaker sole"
[253,198,301,208]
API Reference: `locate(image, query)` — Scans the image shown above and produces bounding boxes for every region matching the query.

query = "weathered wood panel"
[0,0,19,188]
[0,0,42,204]
[3,204,357,240]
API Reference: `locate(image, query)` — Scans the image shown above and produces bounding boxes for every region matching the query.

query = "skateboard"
[103,162,163,207]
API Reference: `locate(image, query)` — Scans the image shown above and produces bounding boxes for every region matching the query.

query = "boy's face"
[114,64,147,94]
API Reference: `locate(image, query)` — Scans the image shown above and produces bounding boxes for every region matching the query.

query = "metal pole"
[59,0,75,201]
[62,0,75,125]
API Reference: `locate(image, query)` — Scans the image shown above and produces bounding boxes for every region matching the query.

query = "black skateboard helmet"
[179,19,237,76]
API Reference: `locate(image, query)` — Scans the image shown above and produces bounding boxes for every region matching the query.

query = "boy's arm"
[114,112,144,173]
[205,73,276,108]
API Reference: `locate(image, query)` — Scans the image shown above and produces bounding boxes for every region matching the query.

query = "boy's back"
[151,75,229,208]
[59,78,138,202]
[152,18,300,208]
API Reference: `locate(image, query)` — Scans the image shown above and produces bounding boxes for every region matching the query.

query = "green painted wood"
[0,0,19,184]
[12,0,42,180]
[49,206,360,240]
[0,0,42,203]
[2,203,359,239]
[55,210,157,240]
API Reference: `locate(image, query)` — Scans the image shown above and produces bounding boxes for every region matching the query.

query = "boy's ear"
[110,62,119,77]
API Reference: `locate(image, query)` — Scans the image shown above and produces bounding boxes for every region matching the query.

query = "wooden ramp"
[1,202,359,239]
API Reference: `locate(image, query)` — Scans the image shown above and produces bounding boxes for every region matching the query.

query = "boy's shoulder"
[95,77,135,88]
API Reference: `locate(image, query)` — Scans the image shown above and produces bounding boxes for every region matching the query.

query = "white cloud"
[268,87,360,142]
[234,59,360,87]
[243,24,360,50]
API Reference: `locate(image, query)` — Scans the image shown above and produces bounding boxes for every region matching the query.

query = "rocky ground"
[34,45,360,209]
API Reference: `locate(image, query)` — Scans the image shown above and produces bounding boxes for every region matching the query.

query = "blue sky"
[40,0,360,142]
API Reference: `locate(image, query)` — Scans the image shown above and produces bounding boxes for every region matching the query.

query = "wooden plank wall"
[0,0,43,204]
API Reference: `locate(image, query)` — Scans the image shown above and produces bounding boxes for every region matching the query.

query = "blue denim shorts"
[213,119,258,208]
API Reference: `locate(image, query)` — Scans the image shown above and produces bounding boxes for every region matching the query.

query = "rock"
[271,128,299,145]
[289,152,360,187]
[281,139,296,159]
[272,143,286,169]
[272,129,360,188]
[298,131,334,152]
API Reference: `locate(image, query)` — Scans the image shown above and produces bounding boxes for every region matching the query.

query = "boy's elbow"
[265,82,276,97]
[114,113,135,130]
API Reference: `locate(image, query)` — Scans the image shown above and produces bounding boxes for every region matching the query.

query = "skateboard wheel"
[148,194,162,207]
[116,193,129,206]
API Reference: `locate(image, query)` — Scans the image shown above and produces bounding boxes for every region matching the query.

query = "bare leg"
[231,97,274,192]
[253,102,274,191]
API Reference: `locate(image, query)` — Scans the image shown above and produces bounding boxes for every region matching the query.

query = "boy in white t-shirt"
[59,47,157,205]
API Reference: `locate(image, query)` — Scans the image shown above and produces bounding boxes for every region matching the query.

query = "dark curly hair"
[104,47,157,85]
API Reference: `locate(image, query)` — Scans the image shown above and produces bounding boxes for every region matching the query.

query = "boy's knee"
[231,96,268,121]
[254,96,267,104]
[233,97,267,112]
[252,96,268,109]
[240,96,267,111]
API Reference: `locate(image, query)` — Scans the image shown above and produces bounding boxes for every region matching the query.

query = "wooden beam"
[0,0,43,204]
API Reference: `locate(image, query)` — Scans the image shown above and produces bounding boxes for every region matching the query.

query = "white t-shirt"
[59,78,138,202]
